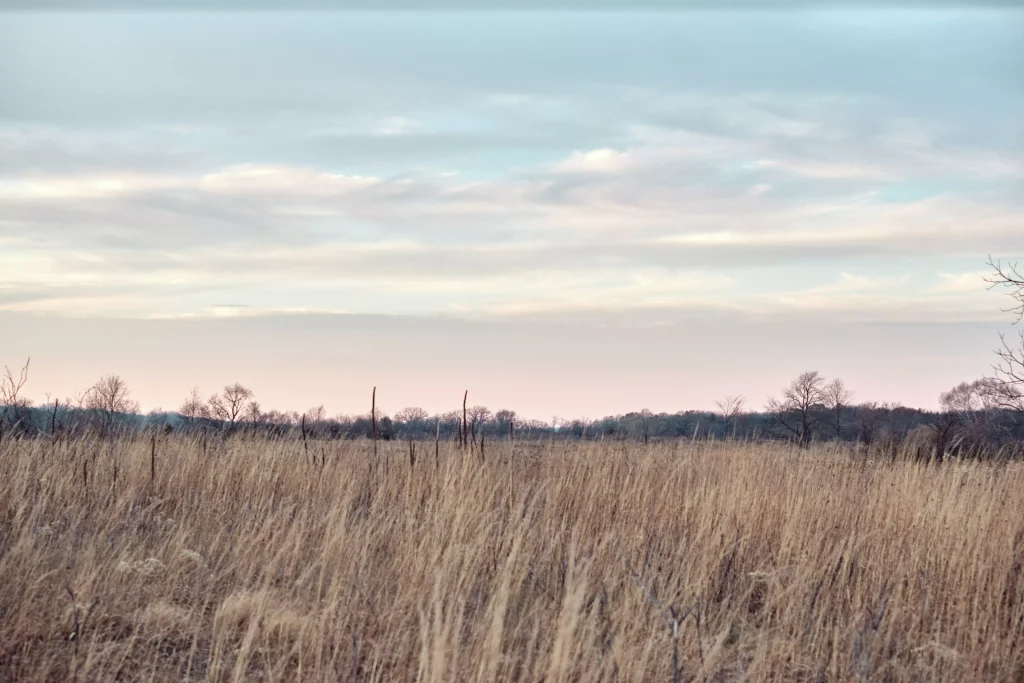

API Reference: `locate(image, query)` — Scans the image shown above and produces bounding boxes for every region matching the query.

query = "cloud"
[371,116,423,137]
[554,148,632,174]
[753,158,895,181]
[200,164,379,196]
[790,272,913,296]
[0,172,188,200]
[2,11,1022,324]
[935,271,990,293]
[767,273,986,322]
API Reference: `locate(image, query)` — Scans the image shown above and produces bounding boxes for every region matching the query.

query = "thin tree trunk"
[371,387,378,462]
[462,390,468,450]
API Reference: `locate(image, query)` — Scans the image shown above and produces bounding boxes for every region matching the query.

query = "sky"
[1,9,1023,419]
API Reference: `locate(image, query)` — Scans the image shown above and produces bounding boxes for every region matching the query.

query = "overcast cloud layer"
[1,10,1022,412]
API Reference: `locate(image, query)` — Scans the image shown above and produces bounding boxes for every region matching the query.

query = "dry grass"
[1,434,1022,682]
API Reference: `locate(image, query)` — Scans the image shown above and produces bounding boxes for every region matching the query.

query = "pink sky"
[3,312,1007,420]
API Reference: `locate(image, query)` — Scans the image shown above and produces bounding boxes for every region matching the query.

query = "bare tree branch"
[986,256,1024,323]
[822,378,855,439]
[986,256,1024,417]
[766,371,827,447]
[0,358,32,436]
[85,374,139,437]
[714,395,746,436]
[207,383,254,428]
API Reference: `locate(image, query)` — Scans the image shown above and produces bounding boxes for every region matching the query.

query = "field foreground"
[1,436,1022,682]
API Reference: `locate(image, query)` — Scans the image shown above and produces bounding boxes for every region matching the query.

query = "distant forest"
[0,391,1019,449]
[3,258,1024,460]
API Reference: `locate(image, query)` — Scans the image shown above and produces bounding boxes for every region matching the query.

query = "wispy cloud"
[553,148,633,174]
[935,271,990,293]
[1,10,1021,326]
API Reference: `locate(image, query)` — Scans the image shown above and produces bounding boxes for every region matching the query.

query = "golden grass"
[1,435,1022,682]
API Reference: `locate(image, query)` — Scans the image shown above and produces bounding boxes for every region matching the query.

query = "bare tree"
[986,257,1024,413]
[86,374,140,436]
[394,406,429,424]
[494,409,517,429]
[939,378,1007,449]
[941,379,1001,417]
[179,387,208,427]
[714,395,746,436]
[856,401,884,448]
[467,405,492,443]
[262,409,293,431]
[67,386,94,410]
[0,358,30,407]
[639,408,653,444]
[208,383,254,427]
[245,400,264,425]
[436,411,460,428]
[920,385,985,462]
[822,378,855,439]
[304,404,327,436]
[926,412,960,463]
[766,371,827,447]
[992,334,1024,410]
[59,385,96,436]
[987,257,1024,322]
[0,357,32,437]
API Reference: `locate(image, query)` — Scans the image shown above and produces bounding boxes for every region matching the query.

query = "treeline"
[2,366,1023,462]
[2,259,1024,459]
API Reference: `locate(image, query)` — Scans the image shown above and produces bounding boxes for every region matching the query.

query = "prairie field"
[1,435,1022,682]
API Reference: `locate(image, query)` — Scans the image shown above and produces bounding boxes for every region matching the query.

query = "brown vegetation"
[2,434,1022,682]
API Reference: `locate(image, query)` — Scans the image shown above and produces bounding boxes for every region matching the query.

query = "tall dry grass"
[1,434,1022,682]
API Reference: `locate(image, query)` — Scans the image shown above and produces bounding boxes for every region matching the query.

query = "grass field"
[1,434,1022,682]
